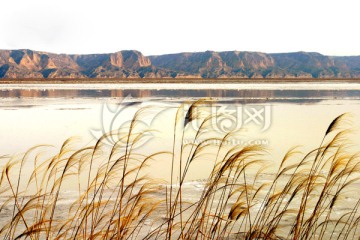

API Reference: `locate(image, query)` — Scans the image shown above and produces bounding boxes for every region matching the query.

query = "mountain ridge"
[0,49,360,79]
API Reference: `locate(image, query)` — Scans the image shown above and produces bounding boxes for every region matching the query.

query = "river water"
[1,83,360,239]
[1,84,360,177]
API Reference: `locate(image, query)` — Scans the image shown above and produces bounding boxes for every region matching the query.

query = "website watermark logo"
[90,96,160,149]
[183,138,270,147]
[90,96,272,149]
[187,104,271,133]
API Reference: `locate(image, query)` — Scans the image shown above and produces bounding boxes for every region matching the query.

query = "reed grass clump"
[0,102,359,239]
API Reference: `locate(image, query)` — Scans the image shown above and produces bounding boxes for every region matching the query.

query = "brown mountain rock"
[0,49,359,79]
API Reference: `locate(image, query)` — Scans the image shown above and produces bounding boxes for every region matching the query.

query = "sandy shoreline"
[1,78,360,90]
[1,82,360,90]
[1,78,360,84]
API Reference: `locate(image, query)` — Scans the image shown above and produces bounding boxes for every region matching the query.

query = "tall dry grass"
[0,101,359,239]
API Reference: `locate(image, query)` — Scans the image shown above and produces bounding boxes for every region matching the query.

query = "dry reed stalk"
[0,103,359,240]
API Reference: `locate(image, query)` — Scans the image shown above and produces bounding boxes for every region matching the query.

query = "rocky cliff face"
[0,49,359,79]
[150,51,360,78]
[0,49,155,79]
[149,51,277,78]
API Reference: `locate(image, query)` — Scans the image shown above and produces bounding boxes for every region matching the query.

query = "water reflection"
[1,88,360,103]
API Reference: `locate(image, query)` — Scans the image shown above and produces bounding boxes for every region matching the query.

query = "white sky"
[0,0,359,56]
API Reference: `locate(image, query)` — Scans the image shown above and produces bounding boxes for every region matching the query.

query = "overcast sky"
[0,0,359,56]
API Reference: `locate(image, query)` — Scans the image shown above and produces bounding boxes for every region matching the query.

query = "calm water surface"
[0,84,359,240]
[1,85,360,181]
